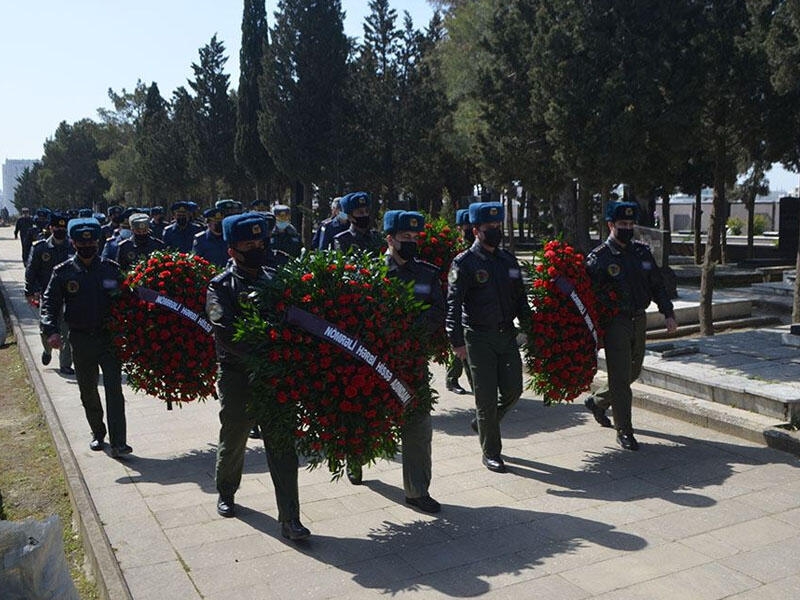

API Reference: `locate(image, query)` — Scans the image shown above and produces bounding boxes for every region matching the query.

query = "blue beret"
[455,209,471,226]
[171,201,191,212]
[340,192,370,214]
[68,218,101,241]
[215,199,243,213]
[66,209,79,219]
[204,207,224,220]
[605,201,639,222]
[92,212,106,223]
[151,206,164,215]
[222,212,271,245]
[396,211,425,233]
[382,210,404,234]
[469,202,504,225]
[121,207,140,221]
[77,208,93,218]
[35,208,51,219]
[186,201,198,211]
[108,205,123,216]
[50,212,69,228]
[251,199,268,209]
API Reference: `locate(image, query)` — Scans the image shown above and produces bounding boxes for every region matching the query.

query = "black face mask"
[238,245,269,269]
[615,227,634,245]
[211,222,222,235]
[52,229,67,240]
[354,215,370,230]
[397,241,418,261]
[134,233,150,243]
[76,246,97,259]
[463,228,475,244]
[481,228,502,248]
[176,216,189,228]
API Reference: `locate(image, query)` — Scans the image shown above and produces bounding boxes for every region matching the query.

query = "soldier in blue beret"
[116,213,166,271]
[101,207,137,261]
[25,208,52,252]
[41,218,132,457]
[445,208,475,395]
[25,211,75,374]
[206,213,310,540]
[250,199,269,213]
[584,200,677,451]
[163,202,203,252]
[192,208,228,268]
[446,202,530,473]
[313,197,349,250]
[333,192,383,254]
[100,205,124,249]
[78,208,93,218]
[215,199,243,217]
[149,206,166,240]
[345,210,444,513]
[270,204,302,266]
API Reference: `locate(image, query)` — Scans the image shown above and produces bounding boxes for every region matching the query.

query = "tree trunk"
[793,223,800,322]
[576,182,591,254]
[700,166,726,336]
[661,190,672,268]
[694,189,703,265]
[746,194,755,260]
[504,191,516,253]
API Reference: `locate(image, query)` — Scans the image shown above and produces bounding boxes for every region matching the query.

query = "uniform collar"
[469,239,496,260]
[604,235,627,255]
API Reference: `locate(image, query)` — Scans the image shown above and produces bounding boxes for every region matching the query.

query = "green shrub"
[753,214,769,235]
[726,216,744,235]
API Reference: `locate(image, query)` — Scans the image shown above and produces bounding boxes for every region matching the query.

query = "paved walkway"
[2,228,800,600]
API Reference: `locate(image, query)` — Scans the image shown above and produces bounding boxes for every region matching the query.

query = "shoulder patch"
[475,269,490,284]
[607,263,621,277]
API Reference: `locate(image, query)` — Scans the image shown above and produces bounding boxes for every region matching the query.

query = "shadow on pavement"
[239,480,646,597]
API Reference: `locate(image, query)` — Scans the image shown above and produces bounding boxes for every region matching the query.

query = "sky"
[1,1,798,195]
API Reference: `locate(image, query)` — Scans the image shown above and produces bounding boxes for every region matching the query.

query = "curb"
[593,374,800,456]
[0,280,133,600]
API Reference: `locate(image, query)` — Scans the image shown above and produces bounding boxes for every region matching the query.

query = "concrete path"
[2,228,800,600]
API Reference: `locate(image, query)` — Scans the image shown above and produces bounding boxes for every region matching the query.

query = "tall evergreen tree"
[236,0,276,202]
[38,120,110,209]
[260,0,349,243]
[187,35,237,201]
[13,164,44,211]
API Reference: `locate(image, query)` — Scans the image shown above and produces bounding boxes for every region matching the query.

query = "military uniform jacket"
[316,218,349,250]
[24,237,74,296]
[150,220,166,241]
[192,230,228,268]
[334,227,383,255]
[41,255,123,336]
[206,265,274,371]
[116,235,166,271]
[445,241,530,348]
[163,222,202,253]
[586,237,675,318]
[386,255,446,338]
[14,216,34,239]
[271,226,302,258]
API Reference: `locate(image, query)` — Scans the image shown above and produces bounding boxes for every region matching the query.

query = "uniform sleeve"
[445,259,467,348]
[40,269,63,336]
[24,245,41,295]
[206,278,247,359]
[645,249,675,319]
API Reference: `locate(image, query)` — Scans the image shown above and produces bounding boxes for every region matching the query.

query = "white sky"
[1,1,797,193]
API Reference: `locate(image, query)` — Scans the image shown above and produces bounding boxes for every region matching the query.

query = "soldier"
[445,208,474,395]
[250,199,269,213]
[99,205,124,254]
[149,206,166,240]
[41,218,131,457]
[163,201,201,252]
[116,213,165,271]
[192,207,228,268]
[101,207,137,261]
[14,207,34,262]
[215,199,243,218]
[333,192,383,254]
[206,212,310,540]
[25,211,75,374]
[23,209,52,262]
[348,210,444,513]
[584,201,677,451]
[270,204,302,266]
[445,202,530,473]
[313,197,348,250]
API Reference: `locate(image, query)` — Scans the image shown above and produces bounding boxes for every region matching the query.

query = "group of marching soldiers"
[14,190,675,543]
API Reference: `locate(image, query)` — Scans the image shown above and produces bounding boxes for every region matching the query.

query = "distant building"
[657,188,791,234]
[2,158,38,215]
